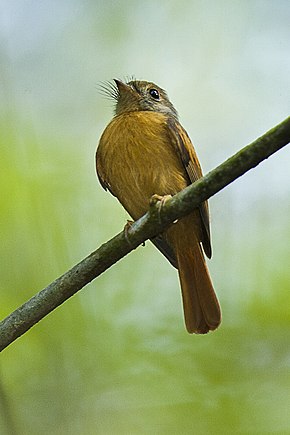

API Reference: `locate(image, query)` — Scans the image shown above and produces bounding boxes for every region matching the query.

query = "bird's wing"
[166,117,212,258]
[95,148,118,197]
[151,235,178,268]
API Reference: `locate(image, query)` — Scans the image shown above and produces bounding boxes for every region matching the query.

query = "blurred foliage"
[1,1,290,434]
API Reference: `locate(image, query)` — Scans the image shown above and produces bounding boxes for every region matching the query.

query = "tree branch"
[1,117,290,352]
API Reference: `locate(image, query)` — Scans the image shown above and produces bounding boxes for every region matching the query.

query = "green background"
[1,1,290,434]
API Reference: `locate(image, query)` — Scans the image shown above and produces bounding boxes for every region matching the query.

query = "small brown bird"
[96,79,221,333]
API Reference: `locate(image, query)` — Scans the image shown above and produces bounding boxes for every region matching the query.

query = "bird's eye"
[149,88,160,100]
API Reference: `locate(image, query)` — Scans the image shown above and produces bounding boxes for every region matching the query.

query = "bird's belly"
[106,136,187,220]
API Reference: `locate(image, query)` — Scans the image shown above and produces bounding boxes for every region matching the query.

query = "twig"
[0,116,289,352]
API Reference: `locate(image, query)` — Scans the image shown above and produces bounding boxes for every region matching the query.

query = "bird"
[96,78,221,334]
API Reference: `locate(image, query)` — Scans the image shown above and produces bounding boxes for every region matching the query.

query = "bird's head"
[100,79,178,120]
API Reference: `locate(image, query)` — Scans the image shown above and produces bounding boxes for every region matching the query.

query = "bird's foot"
[123,220,146,247]
[149,194,172,223]
[123,220,134,246]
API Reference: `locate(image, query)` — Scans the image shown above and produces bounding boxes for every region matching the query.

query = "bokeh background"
[1,1,290,434]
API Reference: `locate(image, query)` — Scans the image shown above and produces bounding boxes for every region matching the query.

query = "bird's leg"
[149,194,172,223]
[123,219,134,246]
[123,220,146,247]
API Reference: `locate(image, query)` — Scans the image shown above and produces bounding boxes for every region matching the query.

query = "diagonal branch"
[0,116,290,352]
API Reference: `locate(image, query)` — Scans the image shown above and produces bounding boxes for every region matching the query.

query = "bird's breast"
[97,112,188,220]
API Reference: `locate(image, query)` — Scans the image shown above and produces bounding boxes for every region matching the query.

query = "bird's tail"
[176,242,221,334]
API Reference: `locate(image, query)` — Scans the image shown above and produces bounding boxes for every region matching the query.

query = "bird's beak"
[113,79,138,115]
[114,79,134,96]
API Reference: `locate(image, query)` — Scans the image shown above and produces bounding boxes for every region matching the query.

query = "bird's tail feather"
[176,243,221,334]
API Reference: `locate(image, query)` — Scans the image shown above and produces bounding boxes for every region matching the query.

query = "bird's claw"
[149,194,172,223]
[123,220,134,247]
[123,220,146,247]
